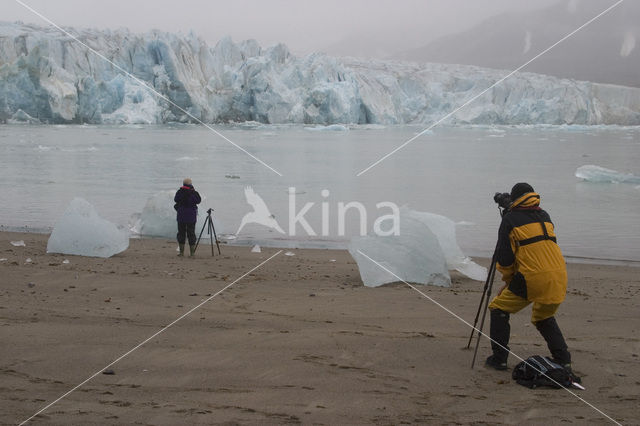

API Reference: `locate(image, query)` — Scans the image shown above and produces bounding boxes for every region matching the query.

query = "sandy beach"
[1,231,638,425]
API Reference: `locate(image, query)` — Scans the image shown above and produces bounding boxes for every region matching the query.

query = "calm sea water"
[1,124,638,262]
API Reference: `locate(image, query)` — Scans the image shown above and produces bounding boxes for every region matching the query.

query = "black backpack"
[512,355,580,389]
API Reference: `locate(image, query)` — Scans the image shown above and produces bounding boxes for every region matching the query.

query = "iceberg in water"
[348,208,486,288]
[575,165,640,184]
[47,198,129,258]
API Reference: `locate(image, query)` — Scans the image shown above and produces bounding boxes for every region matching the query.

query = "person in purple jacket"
[174,178,201,257]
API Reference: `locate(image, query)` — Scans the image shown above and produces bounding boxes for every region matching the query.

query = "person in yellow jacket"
[485,182,572,371]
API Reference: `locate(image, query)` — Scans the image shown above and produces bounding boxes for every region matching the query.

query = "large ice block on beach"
[132,191,212,238]
[47,198,129,258]
[348,208,486,288]
[348,214,450,288]
[402,209,487,281]
[133,191,179,238]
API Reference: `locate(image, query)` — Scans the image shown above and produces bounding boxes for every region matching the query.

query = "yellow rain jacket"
[496,192,567,304]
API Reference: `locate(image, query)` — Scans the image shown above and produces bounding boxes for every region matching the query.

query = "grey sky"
[4,0,558,56]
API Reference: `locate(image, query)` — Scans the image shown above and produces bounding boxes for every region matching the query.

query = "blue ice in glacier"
[1,22,640,125]
[47,198,129,258]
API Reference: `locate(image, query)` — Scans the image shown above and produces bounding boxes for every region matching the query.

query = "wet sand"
[1,231,638,425]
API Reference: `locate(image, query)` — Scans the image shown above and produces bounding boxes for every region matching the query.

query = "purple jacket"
[174,184,201,223]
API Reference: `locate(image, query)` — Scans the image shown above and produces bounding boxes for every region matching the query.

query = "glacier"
[1,21,640,126]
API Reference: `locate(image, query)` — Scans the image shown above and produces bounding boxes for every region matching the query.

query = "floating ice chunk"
[10,240,26,247]
[251,244,261,253]
[304,124,349,131]
[47,198,129,258]
[349,213,450,288]
[620,31,636,57]
[575,165,640,184]
[456,221,475,226]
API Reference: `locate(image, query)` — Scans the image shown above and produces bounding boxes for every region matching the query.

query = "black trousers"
[177,222,196,245]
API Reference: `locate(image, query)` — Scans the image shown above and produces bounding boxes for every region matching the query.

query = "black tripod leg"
[471,262,497,369]
[194,216,208,252]
[208,218,214,257]
[467,240,500,349]
[467,262,492,349]
[209,220,220,255]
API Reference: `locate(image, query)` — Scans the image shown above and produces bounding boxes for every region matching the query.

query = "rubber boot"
[178,243,185,257]
[535,316,571,366]
[189,245,196,257]
[489,308,511,364]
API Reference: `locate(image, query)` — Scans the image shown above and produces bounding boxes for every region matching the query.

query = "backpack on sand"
[512,355,581,389]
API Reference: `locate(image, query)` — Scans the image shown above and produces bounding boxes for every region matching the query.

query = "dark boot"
[178,243,185,256]
[535,316,571,366]
[189,245,196,257]
[488,309,511,367]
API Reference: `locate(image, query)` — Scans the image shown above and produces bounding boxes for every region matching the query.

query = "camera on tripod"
[493,192,512,209]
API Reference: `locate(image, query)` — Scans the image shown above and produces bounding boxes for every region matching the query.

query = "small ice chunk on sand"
[251,244,261,253]
[10,240,26,247]
[47,198,129,258]
[284,251,295,256]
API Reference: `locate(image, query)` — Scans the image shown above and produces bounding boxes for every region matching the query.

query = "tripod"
[467,207,505,369]
[195,208,221,256]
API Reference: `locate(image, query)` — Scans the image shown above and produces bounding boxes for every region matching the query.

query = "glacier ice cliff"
[1,22,640,125]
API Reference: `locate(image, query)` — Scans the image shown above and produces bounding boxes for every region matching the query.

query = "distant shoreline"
[2,229,638,268]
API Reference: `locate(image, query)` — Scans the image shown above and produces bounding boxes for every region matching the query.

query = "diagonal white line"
[13,0,283,177]
[18,250,283,426]
[356,0,625,177]
[355,249,622,426]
